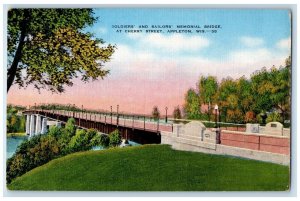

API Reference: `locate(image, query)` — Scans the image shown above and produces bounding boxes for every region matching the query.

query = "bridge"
[23,109,173,144]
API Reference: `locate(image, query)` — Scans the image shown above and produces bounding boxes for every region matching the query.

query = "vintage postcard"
[6,7,291,191]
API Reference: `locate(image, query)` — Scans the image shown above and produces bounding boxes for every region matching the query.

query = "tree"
[173,106,182,119]
[236,76,253,115]
[198,75,218,120]
[152,106,160,121]
[109,129,121,147]
[183,89,200,119]
[250,64,290,123]
[215,77,237,122]
[7,9,115,92]
[7,105,26,133]
[250,67,275,114]
[91,134,110,148]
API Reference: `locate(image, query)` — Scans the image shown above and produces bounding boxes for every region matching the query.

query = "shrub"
[173,106,182,119]
[48,125,63,138]
[64,118,76,138]
[109,129,121,147]
[91,134,109,148]
[6,134,60,184]
[266,112,282,123]
[68,129,97,152]
[6,105,26,133]
[152,106,160,121]
[59,118,77,154]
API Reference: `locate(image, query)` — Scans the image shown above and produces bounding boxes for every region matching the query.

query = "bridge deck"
[24,110,173,133]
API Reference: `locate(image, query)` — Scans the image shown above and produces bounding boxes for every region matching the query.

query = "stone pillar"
[35,115,42,134]
[41,118,48,134]
[26,115,31,135]
[29,115,36,137]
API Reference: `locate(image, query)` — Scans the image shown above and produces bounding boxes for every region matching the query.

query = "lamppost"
[117,105,119,126]
[165,107,168,123]
[110,106,112,124]
[260,112,267,125]
[214,104,218,128]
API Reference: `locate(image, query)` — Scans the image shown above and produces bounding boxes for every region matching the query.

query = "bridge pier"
[25,114,59,137]
[35,115,42,134]
[41,118,48,134]
[29,115,36,137]
[25,114,30,135]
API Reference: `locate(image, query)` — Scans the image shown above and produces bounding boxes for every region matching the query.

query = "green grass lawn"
[8,144,289,191]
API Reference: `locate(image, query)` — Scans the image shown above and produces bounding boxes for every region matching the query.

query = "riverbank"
[7,133,26,137]
[8,144,289,191]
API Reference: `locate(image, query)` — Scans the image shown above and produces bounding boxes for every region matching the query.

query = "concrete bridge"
[23,109,173,144]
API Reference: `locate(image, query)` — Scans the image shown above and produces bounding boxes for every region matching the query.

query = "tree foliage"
[183,89,200,119]
[7,105,26,133]
[109,129,121,147]
[152,106,160,121]
[7,8,115,92]
[183,58,291,124]
[6,118,99,183]
[68,129,97,152]
[91,134,109,148]
[173,106,182,119]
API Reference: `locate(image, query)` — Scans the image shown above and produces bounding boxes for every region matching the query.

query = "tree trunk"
[7,30,26,92]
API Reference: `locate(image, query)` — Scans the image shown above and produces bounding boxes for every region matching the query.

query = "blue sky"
[88,8,291,60]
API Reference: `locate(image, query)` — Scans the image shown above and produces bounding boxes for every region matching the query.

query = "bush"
[91,134,109,148]
[68,129,97,152]
[266,112,282,123]
[6,134,60,184]
[109,130,121,147]
[7,105,26,133]
[173,106,182,119]
[64,118,76,138]
[48,125,63,138]
[152,106,160,121]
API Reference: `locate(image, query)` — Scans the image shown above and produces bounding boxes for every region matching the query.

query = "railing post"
[144,116,145,130]
[132,115,134,129]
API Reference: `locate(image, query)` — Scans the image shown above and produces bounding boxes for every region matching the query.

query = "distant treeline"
[7,104,26,133]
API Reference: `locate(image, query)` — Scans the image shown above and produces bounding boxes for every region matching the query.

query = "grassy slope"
[8,145,289,191]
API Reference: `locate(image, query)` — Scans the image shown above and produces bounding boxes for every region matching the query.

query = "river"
[7,136,28,159]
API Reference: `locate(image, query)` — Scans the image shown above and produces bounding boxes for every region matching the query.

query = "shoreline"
[7,133,27,137]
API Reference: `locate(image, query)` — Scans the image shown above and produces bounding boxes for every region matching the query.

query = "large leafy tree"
[215,77,237,122]
[236,76,254,115]
[7,8,115,93]
[183,88,200,119]
[251,62,291,122]
[198,75,218,120]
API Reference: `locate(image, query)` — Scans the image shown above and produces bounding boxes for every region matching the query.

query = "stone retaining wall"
[220,130,290,155]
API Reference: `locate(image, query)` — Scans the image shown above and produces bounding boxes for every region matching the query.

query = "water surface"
[7,136,28,159]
